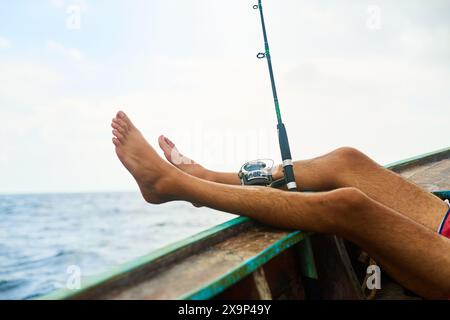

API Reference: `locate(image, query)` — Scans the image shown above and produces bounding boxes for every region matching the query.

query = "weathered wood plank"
[252,268,272,300]
[400,158,450,190]
[105,227,294,299]
[386,146,450,173]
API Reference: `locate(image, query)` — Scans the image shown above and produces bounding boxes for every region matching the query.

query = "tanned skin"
[111,111,450,299]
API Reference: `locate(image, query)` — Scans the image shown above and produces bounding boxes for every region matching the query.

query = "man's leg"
[112,112,450,299]
[158,137,447,231]
[175,179,450,299]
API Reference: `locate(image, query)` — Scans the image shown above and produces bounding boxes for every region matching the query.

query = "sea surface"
[0,192,234,300]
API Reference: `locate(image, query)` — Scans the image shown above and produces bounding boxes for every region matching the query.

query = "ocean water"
[0,192,234,300]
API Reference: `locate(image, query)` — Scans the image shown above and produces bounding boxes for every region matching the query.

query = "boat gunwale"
[180,231,306,300]
[38,146,450,300]
[39,216,253,300]
[384,146,450,172]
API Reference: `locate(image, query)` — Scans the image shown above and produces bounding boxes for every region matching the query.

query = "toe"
[112,121,127,134]
[114,118,129,132]
[164,136,176,148]
[112,137,120,146]
[158,135,173,162]
[117,110,125,119]
[113,129,126,143]
[111,121,120,130]
[117,111,134,129]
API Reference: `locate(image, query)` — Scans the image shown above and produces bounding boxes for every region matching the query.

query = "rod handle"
[277,123,292,160]
[277,123,297,191]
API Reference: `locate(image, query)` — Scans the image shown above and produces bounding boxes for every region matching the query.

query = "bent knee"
[328,187,368,209]
[321,187,383,231]
[327,147,377,177]
[331,147,367,164]
[315,187,371,233]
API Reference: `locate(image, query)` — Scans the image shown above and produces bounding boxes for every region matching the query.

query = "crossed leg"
[157,136,447,231]
[112,111,450,299]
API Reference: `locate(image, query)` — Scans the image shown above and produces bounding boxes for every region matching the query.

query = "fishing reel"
[239,159,273,186]
[238,159,288,188]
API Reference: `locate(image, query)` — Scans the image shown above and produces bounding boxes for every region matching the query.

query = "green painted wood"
[180,231,306,300]
[39,216,250,300]
[384,146,450,170]
[38,146,450,300]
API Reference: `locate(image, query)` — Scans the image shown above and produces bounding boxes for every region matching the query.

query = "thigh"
[336,194,450,299]
[280,147,447,230]
[343,158,447,232]
[293,147,448,231]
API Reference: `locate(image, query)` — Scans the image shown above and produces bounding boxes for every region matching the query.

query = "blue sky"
[0,0,449,194]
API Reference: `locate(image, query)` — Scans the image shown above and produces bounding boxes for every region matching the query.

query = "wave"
[0,279,28,293]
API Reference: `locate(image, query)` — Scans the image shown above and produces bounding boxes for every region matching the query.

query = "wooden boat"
[40,147,450,300]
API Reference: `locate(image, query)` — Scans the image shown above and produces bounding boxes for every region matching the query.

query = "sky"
[0,0,449,194]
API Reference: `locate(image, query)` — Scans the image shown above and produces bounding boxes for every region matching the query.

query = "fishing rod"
[243,1,321,300]
[253,0,297,192]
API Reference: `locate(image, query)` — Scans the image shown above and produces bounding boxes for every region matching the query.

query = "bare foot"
[158,135,211,180]
[111,111,175,204]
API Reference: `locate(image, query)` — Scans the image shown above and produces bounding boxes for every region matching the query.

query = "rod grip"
[277,123,297,191]
[277,123,292,160]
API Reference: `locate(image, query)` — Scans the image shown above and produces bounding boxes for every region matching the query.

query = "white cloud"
[0,36,11,48]
[46,40,83,61]
[0,60,62,103]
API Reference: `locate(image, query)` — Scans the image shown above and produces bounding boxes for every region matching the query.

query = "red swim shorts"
[438,200,450,239]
